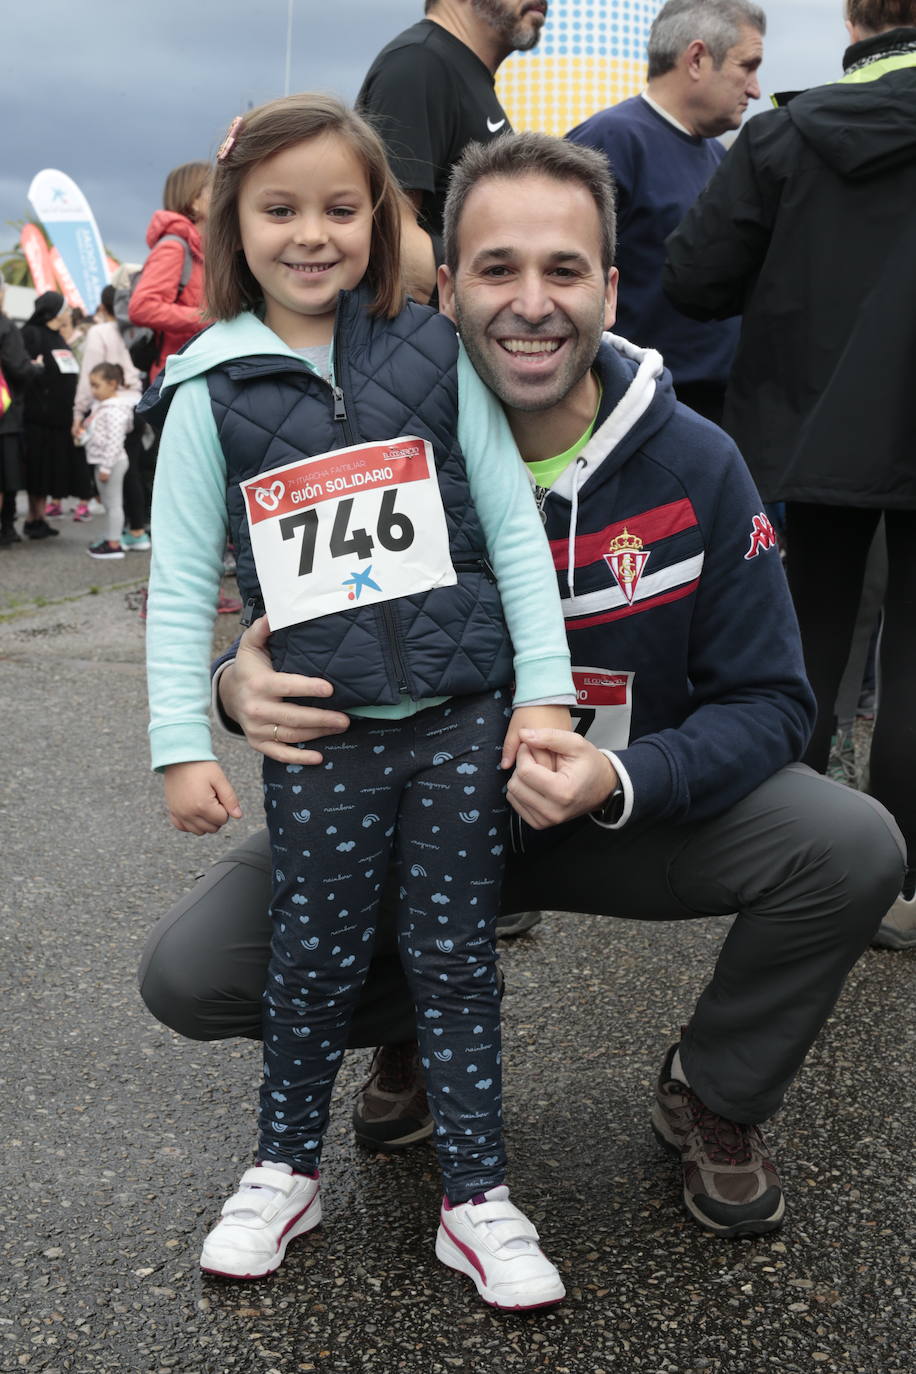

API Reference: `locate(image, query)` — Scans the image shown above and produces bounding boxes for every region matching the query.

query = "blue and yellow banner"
[498,0,657,137]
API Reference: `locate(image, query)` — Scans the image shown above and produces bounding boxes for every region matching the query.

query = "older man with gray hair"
[567,0,765,424]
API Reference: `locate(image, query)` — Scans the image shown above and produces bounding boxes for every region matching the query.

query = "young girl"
[79,362,135,559]
[146,94,574,1311]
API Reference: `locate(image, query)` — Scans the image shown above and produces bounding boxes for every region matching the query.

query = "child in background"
[80,362,134,559]
[145,93,575,1310]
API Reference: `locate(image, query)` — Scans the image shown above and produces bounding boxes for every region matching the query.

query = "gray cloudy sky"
[1,0,851,266]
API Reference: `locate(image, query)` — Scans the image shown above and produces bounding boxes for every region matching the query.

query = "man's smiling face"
[439,172,618,416]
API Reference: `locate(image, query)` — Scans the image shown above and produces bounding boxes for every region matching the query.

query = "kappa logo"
[744,512,778,560]
[254,479,285,512]
[604,526,649,604]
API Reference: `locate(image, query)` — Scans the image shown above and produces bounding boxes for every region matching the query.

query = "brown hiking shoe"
[651,1043,785,1237]
[352,1043,434,1151]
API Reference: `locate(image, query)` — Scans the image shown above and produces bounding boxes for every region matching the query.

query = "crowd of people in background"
[0,159,213,562]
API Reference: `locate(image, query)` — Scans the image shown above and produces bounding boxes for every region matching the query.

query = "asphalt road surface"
[1,508,913,1373]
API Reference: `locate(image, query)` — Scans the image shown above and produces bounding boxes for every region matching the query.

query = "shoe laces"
[367,1042,419,1094]
[688,1096,755,1166]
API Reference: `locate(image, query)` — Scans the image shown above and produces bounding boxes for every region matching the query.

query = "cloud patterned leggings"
[260,689,512,1203]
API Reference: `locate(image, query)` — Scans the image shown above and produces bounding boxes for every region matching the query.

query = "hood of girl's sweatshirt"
[158,311,306,393]
[136,311,311,432]
[145,209,205,257]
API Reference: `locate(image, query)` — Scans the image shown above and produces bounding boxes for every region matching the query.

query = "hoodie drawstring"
[566,455,589,599]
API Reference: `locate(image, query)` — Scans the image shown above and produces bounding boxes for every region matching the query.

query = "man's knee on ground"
[797,776,905,921]
[137,915,258,1040]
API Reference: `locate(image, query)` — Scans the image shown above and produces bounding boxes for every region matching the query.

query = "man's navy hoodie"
[540,335,815,829]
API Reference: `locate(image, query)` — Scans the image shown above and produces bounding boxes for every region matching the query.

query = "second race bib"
[240,436,456,631]
[571,667,634,751]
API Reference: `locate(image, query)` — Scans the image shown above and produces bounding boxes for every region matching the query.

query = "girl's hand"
[501,705,572,771]
[163,761,243,834]
[97,468,110,483]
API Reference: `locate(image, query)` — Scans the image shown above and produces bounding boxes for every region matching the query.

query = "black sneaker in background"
[23,519,59,539]
[87,540,125,560]
[651,1042,785,1237]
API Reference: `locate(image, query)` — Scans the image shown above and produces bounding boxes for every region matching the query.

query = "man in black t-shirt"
[357,0,548,301]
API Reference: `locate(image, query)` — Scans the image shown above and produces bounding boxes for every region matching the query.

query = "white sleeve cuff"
[589,750,635,830]
[211,658,244,737]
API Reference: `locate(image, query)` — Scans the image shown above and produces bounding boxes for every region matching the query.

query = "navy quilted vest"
[208,288,514,709]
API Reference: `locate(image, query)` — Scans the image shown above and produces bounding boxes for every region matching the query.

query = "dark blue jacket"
[542,335,814,827]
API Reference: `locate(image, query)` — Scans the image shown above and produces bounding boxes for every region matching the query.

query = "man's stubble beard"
[470,0,543,53]
[454,300,606,417]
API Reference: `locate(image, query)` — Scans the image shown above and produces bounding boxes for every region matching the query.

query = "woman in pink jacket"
[128,161,210,382]
[129,160,238,609]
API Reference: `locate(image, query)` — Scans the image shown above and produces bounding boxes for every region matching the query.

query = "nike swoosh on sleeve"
[486,117,507,133]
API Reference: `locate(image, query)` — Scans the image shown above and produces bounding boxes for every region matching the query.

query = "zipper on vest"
[330,300,409,697]
[378,600,410,695]
[240,596,264,628]
[331,309,355,439]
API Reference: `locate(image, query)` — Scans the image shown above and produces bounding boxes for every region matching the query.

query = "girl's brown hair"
[162,161,211,221]
[90,361,125,387]
[206,93,405,323]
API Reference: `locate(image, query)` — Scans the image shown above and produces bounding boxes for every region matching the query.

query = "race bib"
[51,349,79,375]
[240,436,456,632]
[571,667,634,751]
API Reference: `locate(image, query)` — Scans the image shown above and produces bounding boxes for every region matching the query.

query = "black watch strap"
[595,784,625,825]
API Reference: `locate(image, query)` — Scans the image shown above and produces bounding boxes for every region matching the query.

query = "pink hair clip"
[217,115,244,163]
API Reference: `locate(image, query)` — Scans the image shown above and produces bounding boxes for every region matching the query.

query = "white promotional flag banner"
[498,0,656,137]
[27,169,109,314]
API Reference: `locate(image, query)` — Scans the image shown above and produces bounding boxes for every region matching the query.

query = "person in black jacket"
[0,273,44,545]
[21,290,80,539]
[663,0,916,950]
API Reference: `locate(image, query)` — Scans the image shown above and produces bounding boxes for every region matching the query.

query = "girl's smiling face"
[237,133,374,347]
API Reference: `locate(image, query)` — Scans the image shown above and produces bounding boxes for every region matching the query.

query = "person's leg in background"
[70,427,94,521]
[828,521,887,788]
[784,503,881,772]
[99,458,128,549]
[121,425,152,550]
[868,508,916,947]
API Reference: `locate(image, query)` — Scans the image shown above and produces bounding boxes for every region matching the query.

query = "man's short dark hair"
[647,0,766,79]
[846,0,916,30]
[443,132,617,277]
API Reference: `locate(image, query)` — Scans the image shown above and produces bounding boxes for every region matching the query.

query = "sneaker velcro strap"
[238,1166,299,1195]
[468,1201,540,1242]
[219,1169,301,1218]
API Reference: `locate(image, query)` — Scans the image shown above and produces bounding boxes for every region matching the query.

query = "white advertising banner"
[27,169,109,314]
